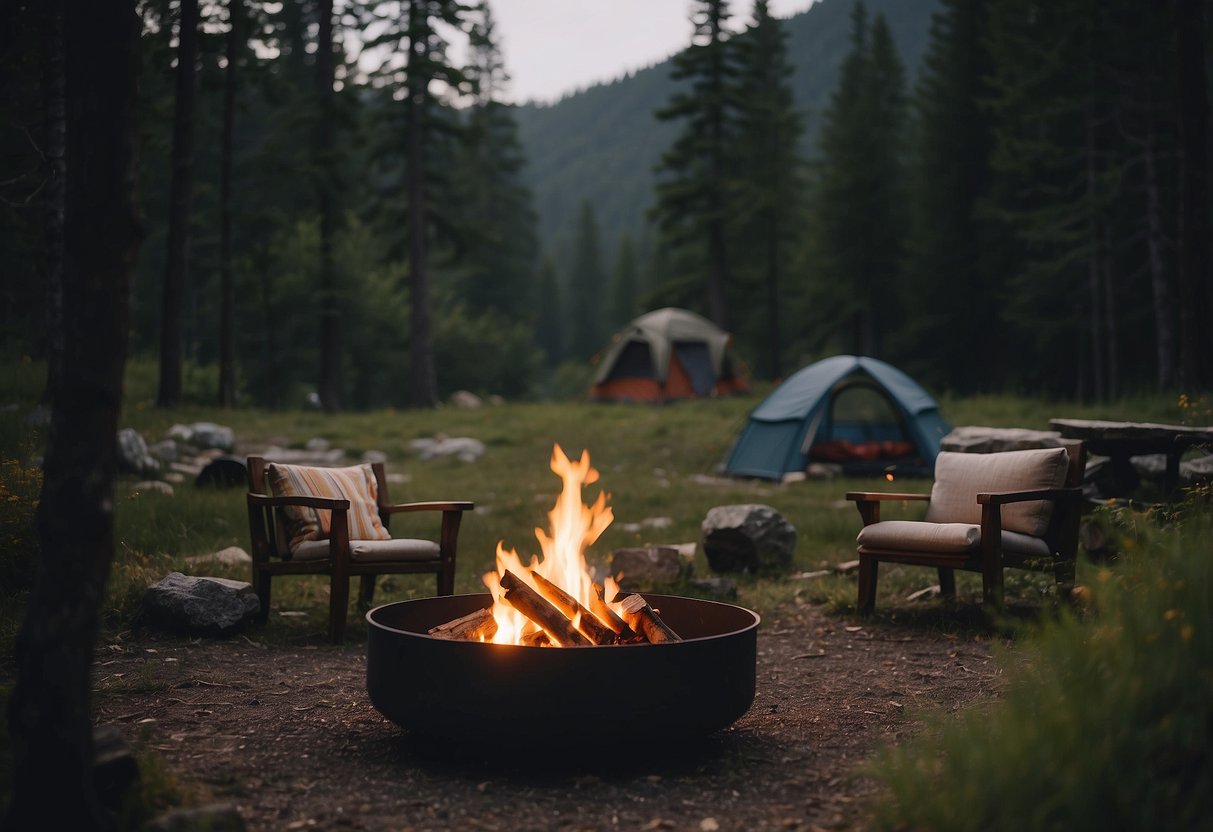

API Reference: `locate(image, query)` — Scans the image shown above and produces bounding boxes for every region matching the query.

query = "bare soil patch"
[92,604,1003,831]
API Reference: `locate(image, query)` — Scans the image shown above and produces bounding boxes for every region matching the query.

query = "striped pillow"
[266,463,391,553]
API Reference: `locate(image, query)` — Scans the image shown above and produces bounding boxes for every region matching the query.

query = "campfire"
[426,444,681,647]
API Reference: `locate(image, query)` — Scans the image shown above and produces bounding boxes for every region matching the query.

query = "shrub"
[870,501,1213,830]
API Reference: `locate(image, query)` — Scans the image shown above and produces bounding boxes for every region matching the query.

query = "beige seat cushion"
[291,538,441,563]
[857,520,1052,557]
[924,448,1069,537]
[266,463,391,553]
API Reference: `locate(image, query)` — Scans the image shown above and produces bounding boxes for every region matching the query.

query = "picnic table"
[1049,418,1213,498]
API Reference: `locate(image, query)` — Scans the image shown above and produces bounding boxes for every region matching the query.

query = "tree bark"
[40,0,66,404]
[157,0,199,407]
[406,1,438,408]
[217,0,240,407]
[316,0,341,412]
[1176,0,1211,390]
[5,1,139,829]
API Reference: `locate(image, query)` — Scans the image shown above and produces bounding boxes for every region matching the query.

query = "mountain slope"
[513,0,939,270]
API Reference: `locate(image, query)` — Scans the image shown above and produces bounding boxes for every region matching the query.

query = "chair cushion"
[266,463,390,552]
[924,448,1069,537]
[291,538,441,563]
[857,520,1052,557]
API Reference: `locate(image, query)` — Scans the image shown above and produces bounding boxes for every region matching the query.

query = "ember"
[428,444,680,646]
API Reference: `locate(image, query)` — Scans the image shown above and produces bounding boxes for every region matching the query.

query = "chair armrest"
[845,492,930,502]
[976,487,1083,506]
[382,501,475,514]
[845,492,929,526]
[248,492,351,511]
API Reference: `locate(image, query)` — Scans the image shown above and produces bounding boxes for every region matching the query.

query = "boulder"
[450,390,483,409]
[117,428,160,476]
[169,422,235,453]
[688,576,738,601]
[147,439,179,465]
[142,572,260,637]
[131,481,174,496]
[195,455,247,488]
[940,426,1066,453]
[609,546,689,589]
[701,504,796,575]
[409,436,486,462]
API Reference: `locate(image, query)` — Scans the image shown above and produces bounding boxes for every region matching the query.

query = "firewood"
[520,629,551,647]
[528,571,617,645]
[427,607,497,641]
[618,594,682,643]
[591,582,637,640]
[500,570,590,647]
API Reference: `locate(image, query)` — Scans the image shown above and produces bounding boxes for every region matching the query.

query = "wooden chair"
[246,456,473,641]
[845,441,1086,615]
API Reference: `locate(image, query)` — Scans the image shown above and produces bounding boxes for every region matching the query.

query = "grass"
[869,498,1213,831]
[1,354,1209,827]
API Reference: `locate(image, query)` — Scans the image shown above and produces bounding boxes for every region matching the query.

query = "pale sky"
[486,0,819,105]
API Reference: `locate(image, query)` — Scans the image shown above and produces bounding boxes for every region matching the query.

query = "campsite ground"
[92,599,1005,831]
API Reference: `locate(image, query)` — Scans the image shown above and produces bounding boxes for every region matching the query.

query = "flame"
[483,444,616,645]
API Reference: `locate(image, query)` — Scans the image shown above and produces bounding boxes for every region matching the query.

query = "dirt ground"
[91,602,1003,832]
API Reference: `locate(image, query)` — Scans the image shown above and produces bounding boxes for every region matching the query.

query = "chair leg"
[857,556,878,616]
[358,574,376,610]
[329,572,350,643]
[937,568,956,600]
[1055,556,1076,598]
[438,559,455,596]
[981,562,1004,611]
[253,571,272,622]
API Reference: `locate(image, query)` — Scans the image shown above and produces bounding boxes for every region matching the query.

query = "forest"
[1,0,1211,410]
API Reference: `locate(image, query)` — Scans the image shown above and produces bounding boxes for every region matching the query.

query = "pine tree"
[568,200,605,360]
[451,1,539,321]
[157,0,199,406]
[896,0,1001,392]
[809,3,907,358]
[650,0,738,328]
[357,0,471,407]
[535,254,563,365]
[609,232,640,331]
[731,0,804,379]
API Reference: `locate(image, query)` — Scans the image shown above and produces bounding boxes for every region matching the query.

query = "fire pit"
[366,592,759,746]
[365,444,760,749]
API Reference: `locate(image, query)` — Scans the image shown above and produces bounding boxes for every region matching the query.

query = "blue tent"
[724,355,951,480]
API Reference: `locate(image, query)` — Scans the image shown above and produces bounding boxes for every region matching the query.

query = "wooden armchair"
[845,441,1085,615]
[246,456,473,641]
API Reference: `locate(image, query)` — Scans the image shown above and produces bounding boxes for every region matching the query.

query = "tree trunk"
[40,0,66,405]
[217,0,240,407]
[5,1,139,829]
[157,0,198,407]
[706,8,730,330]
[406,3,438,408]
[316,0,341,412]
[1176,0,1210,390]
[1085,102,1105,402]
[1144,120,1176,389]
[765,208,782,379]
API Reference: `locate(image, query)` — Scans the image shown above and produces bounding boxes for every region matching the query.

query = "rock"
[195,455,247,489]
[609,546,689,589]
[147,439,179,465]
[93,724,140,820]
[362,449,389,465]
[144,804,246,832]
[142,572,260,637]
[305,437,331,452]
[169,421,235,453]
[116,428,160,476]
[185,546,252,568]
[131,480,174,496]
[450,390,482,409]
[688,576,738,601]
[409,436,486,462]
[701,504,796,575]
[940,426,1066,453]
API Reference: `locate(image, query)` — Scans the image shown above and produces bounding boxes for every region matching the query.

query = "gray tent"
[724,355,950,479]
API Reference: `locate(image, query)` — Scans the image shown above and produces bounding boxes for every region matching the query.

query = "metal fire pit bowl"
[366,593,759,749]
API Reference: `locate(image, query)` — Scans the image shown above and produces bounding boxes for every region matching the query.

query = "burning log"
[592,582,637,640]
[427,607,497,641]
[500,570,590,647]
[619,594,682,644]
[520,629,551,647]
[528,571,618,645]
